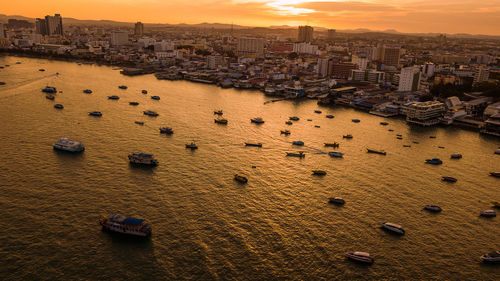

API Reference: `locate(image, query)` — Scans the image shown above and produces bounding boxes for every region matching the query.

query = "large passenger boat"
[53,138,85,152]
[128,153,158,166]
[100,214,152,237]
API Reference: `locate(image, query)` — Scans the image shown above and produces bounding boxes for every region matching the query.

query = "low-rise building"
[405,101,446,126]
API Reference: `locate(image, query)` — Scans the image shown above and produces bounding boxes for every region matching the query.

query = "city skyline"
[2,0,500,36]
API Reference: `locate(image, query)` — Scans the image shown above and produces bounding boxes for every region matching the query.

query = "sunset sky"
[3,0,500,35]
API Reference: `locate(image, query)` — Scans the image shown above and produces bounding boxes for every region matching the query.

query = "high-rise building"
[111,31,129,46]
[35,18,48,35]
[317,58,330,77]
[207,55,225,69]
[134,22,144,36]
[474,66,490,83]
[382,45,401,66]
[331,63,357,79]
[398,66,421,92]
[154,40,174,52]
[237,37,264,57]
[0,23,5,39]
[35,14,63,36]
[327,29,336,40]
[298,26,313,43]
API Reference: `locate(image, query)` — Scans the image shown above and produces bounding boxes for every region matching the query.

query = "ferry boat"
[352,119,361,123]
[329,197,345,205]
[345,252,374,264]
[185,142,198,150]
[481,251,500,263]
[289,116,300,121]
[53,138,85,152]
[343,134,353,139]
[45,94,55,100]
[143,110,159,117]
[328,152,344,158]
[99,214,152,237]
[292,141,304,146]
[151,96,160,100]
[54,104,64,109]
[450,153,462,159]
[234,174,248,183]
[381,222,405,235]
[214,110,223,115]
[214,118,228,124]
[108,95,120,100]
[286,152,305,158]
[129,102,139,106]
[245,143,262,147]
[324,142,339,148]
[83,89,92,94]
[42,86,57,93]
[142,90,148,94]
[480,210,496,217]
[118,85,127,89]
[88,111,102,117]
[367,148,386,155]
[426,158,443,165]
[251,117,264,124]
[128,153,158,166]
[312,170,327,176]
[280,130,291,135]
[490,172,500,178]
[442,176,457,183]
[326,115,334,119]
[314,110,322,114]
[159,127,173,134]
[424,205,442,212]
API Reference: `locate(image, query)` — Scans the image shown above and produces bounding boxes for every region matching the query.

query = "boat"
[245,143,262,147]
[388,129,394,132]
[413,141,419,144]
[118,85,127,89]
[451,153,462,159]
[425,158,443,165]
[151,96,160,100]
[88,111,102,117]
[83,89,92,94]
[45,94,55,100]
[251,117,264,124]
[286,152,305,158]
[134,121,144,125]
[99,214,152,237]
[491,202,500,208]
[214,118,228,124]
[307,119,312,121]
[490,172,500,178]
[495,149,500,155]
[234,174,248,183]
[108,95,119,100]
[380,122,389,125]
[280,130,291,135]
[185,142,198,150]
[442,176,457,182]
[480,251,500,263]
[128,152,158,166]
[352,119,360,123]
[142,90,147,94]
[42,86,57,93]
[324,142,339,148]
[53,138,85,152]
[438,146,445,149]
[429,136,436,138]
[367,148,386,155]
[328,197,345,205]
[345,252,374,265]
[403,145,411,147]
[54,104,64,109]
[289,116,300,121]
[328,151,344,158]
[39,69,45,71]
[396,134,403,137]
[312,170,327,176]
[381,222,405,235]
[159,127,173,134]
[285,121,293,125]
[143,110,158,117]
[292,141,304,146]
[343,134,353,139]
[314,110,322,114]
[129,102,139,106]
[424,205,442,212]
[396,136,403,140]
[314,125,321,128]
[0,82,5,85]
[214,110,223,115]
[480,210,496,217]
[326,115,334,119]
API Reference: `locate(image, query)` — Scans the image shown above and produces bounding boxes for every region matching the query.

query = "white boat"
[53,138,85,152]
[128,153,158,166]
[100,214,151,237]
[481,251,500,263]
[345,252,374,264]
[381,222,405,235]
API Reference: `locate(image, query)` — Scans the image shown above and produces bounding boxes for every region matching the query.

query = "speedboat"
[251,117,264,124]
[143,110,159,117]
[42,86,57,93]
[285,121,293,125]
[292,141,304,146]
[142,90,147,94]
[214,118,228,124]
[312,170,326,176]
[345,252,373,265]
[118,85,127,89]
[426,158,443,165]
[185,142,198,150]
[424,205,442,212]
[54,104,64,109]
[83,89,92,94]
[324,142,339,148]
[214,110,223,115]
[352,119,360,123]
[289,116,300,121]
[490,172,500,178]
[381,222,405,235]
[314,110,322,114]
[380,122,389,125]
[100,214,152,237]
[234,174,248,183]
[88,111,102,117]
[329,197,345,205]
[286,152,305,158]
[159,127,173,134]
[128,152,158,166]
[343,134,353,139]
[53,138,85,152]
[129,102,139,105]
[442,176,457,183]
[328,152,344,158]
[480,251,500,263]
[480,210,496,217]
[151,96,160,100]
[367,148,386,155]
[108,95,119,100]
[245,143,262,147]
[280,130,291,135]
[451,153,462,159]
[45,94,55,100]
[326,115,334,119]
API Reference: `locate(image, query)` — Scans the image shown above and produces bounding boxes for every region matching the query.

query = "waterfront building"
[474,66,490,83]
[45,14,63,36]
[237,37,264,57]
[111,31,129,46]
[398,66,421,92]
[405,101,446,126]
[317,58,330,77]
[298,25,313,43]
[331,63,357,79]
[35,18,48,36]
[351,70,385,83]
[134,22,144,36]
[481,113,500,137]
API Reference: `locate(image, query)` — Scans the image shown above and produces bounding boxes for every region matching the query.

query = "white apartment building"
[398,66,421,92]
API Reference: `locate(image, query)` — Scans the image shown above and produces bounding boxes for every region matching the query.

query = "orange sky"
[3,0,500,35]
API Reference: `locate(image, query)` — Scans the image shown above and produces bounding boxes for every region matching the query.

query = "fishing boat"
[214,118,228,124]
[88,111,102,117]
[324,142,339,148]
[251,117,264,124]
[450,153,462,159]
[185,141,198,150]
[352,119,360,123]
[129,102,139,105]
[326,115,334,119]
[42,86,57,93]
[151,96,160,100]
[312,170,327,176]
[380,122,389,125]
[367,148,386,155]
[53,138,85,152]
[45,94,55,100]
[128,153,158,166]
[118,85,127,89]
[480,210,496,217]
[425,158,443,165]
[343,134,353,139]
[381,222,405,235]
[83,89,92,94]
[245,143,262,147]
[99,214,152,237]
[142,90,147,94]
[424,205,442,212]
[329,197,345,205]
[280,130,291,135]
[286,152,305,158]
[490,172,500,178]
[314,110,322,114]
[345,252,374,265]
[442,176,457,183]
[328,152,344,158]
[480,251,500,263]
[143,110,159,117]
[108,95,120,100]
[292,141,304,146]
[159,127,173,134]
[285,121,293,125]
[289,116,300,121]
[234,174,248,183]
[214,110,223,115]
[134,121,144,125]
[54,104,64,109]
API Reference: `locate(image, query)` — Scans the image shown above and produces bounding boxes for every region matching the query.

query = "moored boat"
[134,121,144,125]
[367,148,386,155]
[234,174,248,183]
[480,210,496,217]
[53,138,85,152]
[185,141,198,150]
[42,86,57,93]
[108,95,120,100]
[380,122,389,125]
[381,222,405,235]
[88,111,102,117]
[424,205,442,212]
[39,68,45,71]
[100,214,151,237]
[143,110,159,117]
[128,152,158,166]
[245,142,262,147]
[251,117,264,124]
[151,96,160,100]
[214,110,223,115]
[324,142,339,148]
[328,151,344,158]
[280,130,291,135]
[489,172,500,178]
[314,110,322,114]
[159,127,173,134]
[326,115,334,119]
[285,121,293,125]
[83,89,92,94]
[214,118,228,124]
[442,176,457,183]
[329,197,345,205]
[495,149,500,155]
[118,85,127,89]
[289,116,300,121]
[480,251,500,263]
[451,153,462,159]
[45,94,55,100]
[129,101,139,105]
[312,170,327,176]
[292,141,304,146]
[345,252,373,264]
[491,202,500,208]
[54,104,64,109]
[343,134,353,139]
[352,119,360,123]
[426,158,443,165]
[142,90,147,94]
[286,152,305,158]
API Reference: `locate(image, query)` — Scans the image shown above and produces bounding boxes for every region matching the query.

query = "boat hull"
[53,145,85,152]
[100,221,151,238]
